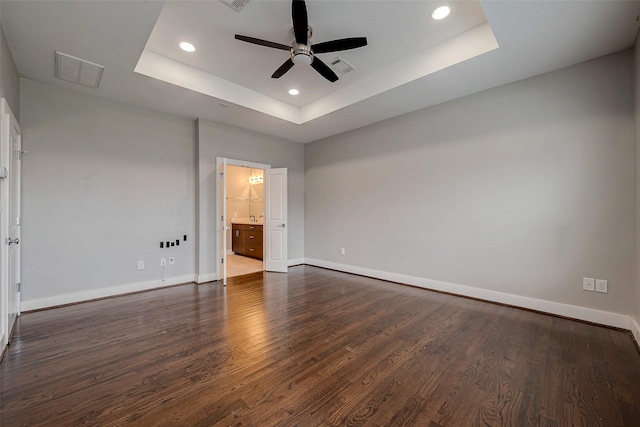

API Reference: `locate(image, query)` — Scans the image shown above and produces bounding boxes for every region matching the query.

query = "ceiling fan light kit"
[292,42,313,65]
[234,0,368,82]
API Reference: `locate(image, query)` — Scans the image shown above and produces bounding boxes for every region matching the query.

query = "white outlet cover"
[160,258,166,266]
[169,257,175,265]
[595,279,608,293]
[137,260,144,270]
[583,277,595,291]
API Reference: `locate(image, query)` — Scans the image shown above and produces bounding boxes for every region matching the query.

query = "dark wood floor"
[2,266,639,426]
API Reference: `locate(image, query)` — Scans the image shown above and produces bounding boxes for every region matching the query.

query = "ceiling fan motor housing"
[291,42,313,65]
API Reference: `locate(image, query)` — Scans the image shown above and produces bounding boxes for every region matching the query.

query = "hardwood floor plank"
[2,266,639,426]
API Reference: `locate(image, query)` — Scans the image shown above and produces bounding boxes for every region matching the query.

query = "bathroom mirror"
[226,165,264,223]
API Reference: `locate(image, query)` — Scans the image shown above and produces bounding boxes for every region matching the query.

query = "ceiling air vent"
[55,51,104,89]
[219,0,250,12]
[330,57,355,75]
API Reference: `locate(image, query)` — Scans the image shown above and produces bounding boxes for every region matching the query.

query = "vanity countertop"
[231,219,264,225]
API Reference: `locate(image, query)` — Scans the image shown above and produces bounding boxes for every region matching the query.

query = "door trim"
[0,98,22,351]
[215,158,271,283]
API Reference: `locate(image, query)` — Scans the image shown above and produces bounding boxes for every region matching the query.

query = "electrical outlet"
[160,258,166,267]
[583,277,595,291]
[595,279,608,293]
[137,260,144,270]
[169,257,175,265]
[340,248,346,255]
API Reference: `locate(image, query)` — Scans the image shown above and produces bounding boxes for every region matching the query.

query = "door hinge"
[16,283,20,292]
[221,258,224,264]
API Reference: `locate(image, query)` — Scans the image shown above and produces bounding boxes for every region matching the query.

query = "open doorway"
[225,165,265,278]
[216,157,288,286]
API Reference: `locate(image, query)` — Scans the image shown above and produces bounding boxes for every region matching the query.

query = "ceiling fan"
[235,0,368,83]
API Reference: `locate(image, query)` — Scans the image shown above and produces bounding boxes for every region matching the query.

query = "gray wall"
[1,24,20,119]
[197,119,304,280]
[21,80,195,304]
[305,50,634,316]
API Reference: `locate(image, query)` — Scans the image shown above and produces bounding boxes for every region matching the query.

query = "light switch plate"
[583,277,595,291]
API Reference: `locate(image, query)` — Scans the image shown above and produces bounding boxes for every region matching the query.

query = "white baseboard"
[25,260,634,335]
[21,274,196,312]
[631,316,640,344]
[304,258,631,330]
[196,273,220,284]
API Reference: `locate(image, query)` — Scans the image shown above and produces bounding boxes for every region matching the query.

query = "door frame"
[0,98,22,351]
[215,157,271,284]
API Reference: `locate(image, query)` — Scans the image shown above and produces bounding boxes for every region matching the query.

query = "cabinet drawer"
[246,230,263,244]
[245,242,263,259]
[232,224,262,231]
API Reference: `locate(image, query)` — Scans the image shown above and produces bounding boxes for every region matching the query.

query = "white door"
[0,103,4,350]
[7,114,21,336]
[1,98,21,346]
[216,158,228,286]
[265,168,287,273]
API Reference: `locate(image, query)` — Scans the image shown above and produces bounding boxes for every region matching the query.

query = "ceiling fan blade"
[292,0,308,45]
[313,37,368,54]
[272,59,295,79]
[235,35,291,51]
[310,57,338,83]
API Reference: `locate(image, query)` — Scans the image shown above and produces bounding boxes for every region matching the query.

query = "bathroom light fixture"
[288,89,300,95]
[180,41,196,52]
[431,6,451,20]
[249,175,264,185]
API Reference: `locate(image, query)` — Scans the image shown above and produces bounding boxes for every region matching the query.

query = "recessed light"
[431,6,451,20]
[288,89,300,96]
[179,42,196,52]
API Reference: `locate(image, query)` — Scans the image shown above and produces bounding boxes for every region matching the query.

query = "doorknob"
[6,238,19,245]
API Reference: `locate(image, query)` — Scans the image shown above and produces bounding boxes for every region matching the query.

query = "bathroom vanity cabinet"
[232,223,263,260]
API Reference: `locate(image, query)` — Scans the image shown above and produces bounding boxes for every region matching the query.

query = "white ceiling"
[2,1,640,143]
